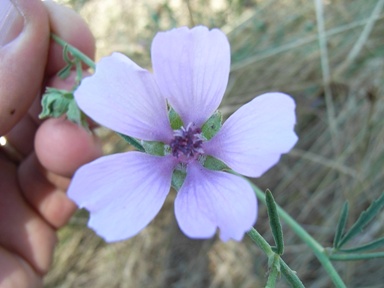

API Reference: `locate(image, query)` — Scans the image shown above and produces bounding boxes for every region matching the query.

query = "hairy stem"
[51,34,96,70]
[250,182,346,288]
[247,228,304,287]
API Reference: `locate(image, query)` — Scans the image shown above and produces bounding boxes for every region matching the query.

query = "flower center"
[170,123,204,163]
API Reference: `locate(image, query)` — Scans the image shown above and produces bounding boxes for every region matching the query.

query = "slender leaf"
[339,236,384,253]
[330,251,384,261]
[266,190,284,255]
[333,202,349,248]
[338,193,384,248]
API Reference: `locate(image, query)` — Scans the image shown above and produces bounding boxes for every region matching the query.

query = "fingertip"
[35,117,102,177]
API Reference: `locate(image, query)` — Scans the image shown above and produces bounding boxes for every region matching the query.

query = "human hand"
[0,1,102,287]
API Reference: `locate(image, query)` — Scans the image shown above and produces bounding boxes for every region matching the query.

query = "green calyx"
[39,87,88,129]
[202,155,228,171]
[171,168,186,191]
[141,140,165,156]
[201,110,222,140]
[168,107,183,130]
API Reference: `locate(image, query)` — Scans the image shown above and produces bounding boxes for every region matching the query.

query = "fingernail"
[0,0,24,47]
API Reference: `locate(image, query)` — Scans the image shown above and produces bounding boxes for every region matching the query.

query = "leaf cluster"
[332,193,384,258]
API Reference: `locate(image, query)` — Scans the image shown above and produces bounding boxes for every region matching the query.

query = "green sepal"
[169,107,183,130]
[39,87,88,129]
[266,189,284,255]
[201,110,222,140]
[171,168,186,191]
[118,133,145,152]
[338,193,384,248]
[202,155,228,171]
[333,202,349,249]
[142,140,165,156]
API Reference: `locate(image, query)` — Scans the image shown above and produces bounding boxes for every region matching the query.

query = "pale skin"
[0,1,102,287]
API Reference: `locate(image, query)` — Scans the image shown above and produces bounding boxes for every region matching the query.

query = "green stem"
[247,228,274,257]
[266,254,280,288]
[249,182,346,288]
[279,258,304,288]
[330,251,384,261]
[247,228,304,287]
[51,34,96,70]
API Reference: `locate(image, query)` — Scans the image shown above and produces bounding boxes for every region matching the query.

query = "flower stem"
[51,34,96,70]
[247,228,304,287]
[249,181,346,288]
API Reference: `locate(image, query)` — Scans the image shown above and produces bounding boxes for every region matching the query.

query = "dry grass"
[45,0,384,287]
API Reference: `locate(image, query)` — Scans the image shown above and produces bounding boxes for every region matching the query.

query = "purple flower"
[68,26,298,242]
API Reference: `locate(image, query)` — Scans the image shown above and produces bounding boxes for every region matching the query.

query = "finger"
[4,69,92,156]
[0,0,49,135]
[43,1,95,77]
[35,117,102,178]
[0,246,42,288]
[0,160,56,275]
[18,153,76,229]
[4,113,37,156]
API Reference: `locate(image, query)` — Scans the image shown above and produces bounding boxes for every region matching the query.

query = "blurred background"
[46,0,384,287]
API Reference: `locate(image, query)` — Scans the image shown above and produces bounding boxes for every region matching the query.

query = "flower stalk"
[51,33,96,70]
[247,228,304,287]
[249,181,347,288]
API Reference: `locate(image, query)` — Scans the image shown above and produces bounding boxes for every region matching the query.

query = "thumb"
[0,0,49,135]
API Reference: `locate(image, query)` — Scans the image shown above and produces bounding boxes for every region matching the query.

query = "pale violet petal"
[152,26,230,127]
[75,52,173,142]
[204,92,298,178]
[174,162,257,241]
[68,152,176,242]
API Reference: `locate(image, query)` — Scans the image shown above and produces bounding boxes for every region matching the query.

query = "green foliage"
[333,202,349,248]
[266,190,284,255]
[339,237,384,253]
[39,88,87,128]
[337,193,384,249]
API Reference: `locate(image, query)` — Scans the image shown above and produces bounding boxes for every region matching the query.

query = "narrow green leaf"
[118,133,145,152]
[338,193,384,248]
[330,251,384,261]
[339,236,384,253]
[266,189,284,255]
[201,110,222,140]
[333,202,349,249]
